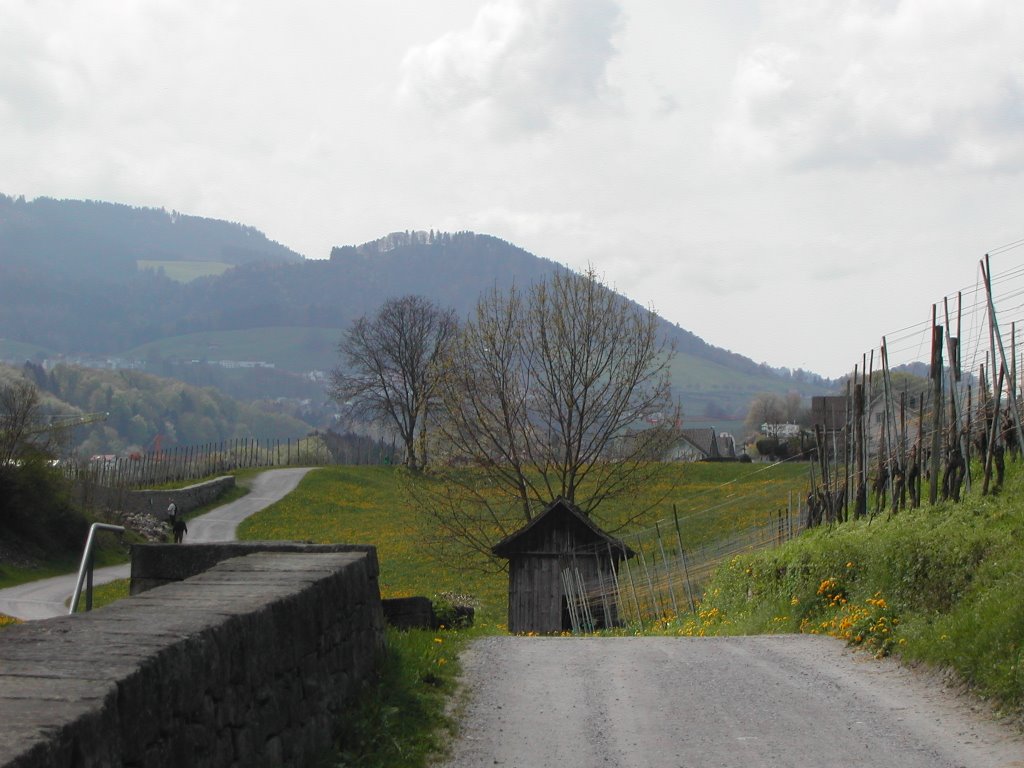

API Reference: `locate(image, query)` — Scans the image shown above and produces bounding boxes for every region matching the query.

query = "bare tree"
[783,392,807,425]
[330,295,457,471]
[0,379,47,465]
[419,268,680,563]
[744,393,786,438]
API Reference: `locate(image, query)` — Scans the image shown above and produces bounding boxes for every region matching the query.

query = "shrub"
[0,457,87,556]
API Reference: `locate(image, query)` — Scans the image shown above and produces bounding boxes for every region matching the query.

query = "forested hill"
[0,362,312,458]
[330,231,801,380]
[0,194,301,282]
[0,197,831,422]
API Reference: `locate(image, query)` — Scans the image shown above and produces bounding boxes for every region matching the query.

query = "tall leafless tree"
[419,268,680,564]
[744,393,786,438]
[0,379,47,465]
[330,295,457,471]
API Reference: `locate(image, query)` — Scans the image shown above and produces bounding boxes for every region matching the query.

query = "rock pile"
[113,510,169,542]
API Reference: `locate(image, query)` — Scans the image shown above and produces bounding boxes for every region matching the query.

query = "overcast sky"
[3,0,1023,378]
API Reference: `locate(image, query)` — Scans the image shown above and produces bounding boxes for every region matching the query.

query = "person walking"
[166,499,183,543]
[172,514,188,544]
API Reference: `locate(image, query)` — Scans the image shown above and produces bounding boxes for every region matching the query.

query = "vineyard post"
[1013,321,1018,452]
[866,350,875,511]
[654,522,679,618]
[854,375,866,518]
[637,543,662,619]
[983,363,1005,495]
[898,390,907,511]
[570,553,596,631]
[964,384,973,495]
[982,254,1024,456]
[605,542,627,629]
[620,552,644,629]
[814,424,832,523]
[929,311,943,506]
[843,378,853,522]
[672,506,696,614]
[880,337,899,513]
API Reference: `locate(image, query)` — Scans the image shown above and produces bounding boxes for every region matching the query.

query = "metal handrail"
[69,523,125,615]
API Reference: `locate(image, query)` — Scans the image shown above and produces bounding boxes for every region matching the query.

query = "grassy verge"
[326,626,473,768]
[636,463,1024,713]
[69,576,131,613]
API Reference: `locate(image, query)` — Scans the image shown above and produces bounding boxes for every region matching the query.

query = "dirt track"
[440,635,1024,768]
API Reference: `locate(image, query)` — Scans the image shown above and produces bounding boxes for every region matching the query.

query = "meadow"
[136,259,234,282]
[122,326,342,372]
[235,461,810,628]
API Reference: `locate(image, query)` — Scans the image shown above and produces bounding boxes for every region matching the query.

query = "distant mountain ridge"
[0,194,302,282]
[0,196,832,427]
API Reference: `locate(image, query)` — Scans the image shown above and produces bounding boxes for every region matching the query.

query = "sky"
[2,0,1023,379]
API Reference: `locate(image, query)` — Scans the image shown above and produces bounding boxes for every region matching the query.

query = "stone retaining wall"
[75,476,236,518]
[129,541,378,595]
[0,544,384,768]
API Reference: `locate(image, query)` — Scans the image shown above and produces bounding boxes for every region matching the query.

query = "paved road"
[442,635,1024,768]
[0,467,314,620]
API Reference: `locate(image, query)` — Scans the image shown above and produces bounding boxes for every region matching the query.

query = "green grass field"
[236,462,810,629]
[136,260,234,282]
[0,338,51,362]
[122,326,342,371]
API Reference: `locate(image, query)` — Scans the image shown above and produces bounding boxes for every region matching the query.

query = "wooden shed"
[492,497,633,634]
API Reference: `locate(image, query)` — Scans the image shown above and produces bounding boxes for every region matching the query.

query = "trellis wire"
[61,435,332,491]
[562,483,805,630]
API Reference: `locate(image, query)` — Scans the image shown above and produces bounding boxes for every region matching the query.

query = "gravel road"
[441,635,1024,768]
[0,467,314,620]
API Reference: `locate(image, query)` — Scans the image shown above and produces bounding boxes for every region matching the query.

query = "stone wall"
[75,476,236,519]
[0,544,384,768]
[129,541,378,595]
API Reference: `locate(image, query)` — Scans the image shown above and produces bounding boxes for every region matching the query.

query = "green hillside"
[124,326,342,372]
[0,194,301,282]
[136,260,235,282]
[0,339,49,363]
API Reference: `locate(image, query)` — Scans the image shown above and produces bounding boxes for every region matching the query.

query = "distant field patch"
[122,326,342,371]
[0,339,51,362]
[136,260,233,282]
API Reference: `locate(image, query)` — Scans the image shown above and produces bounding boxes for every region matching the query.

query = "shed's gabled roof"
[491,496,632,559]
[679,428,719,458]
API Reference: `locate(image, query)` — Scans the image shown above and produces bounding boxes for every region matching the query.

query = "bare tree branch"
[424,268,681,562]
[330,295,457,471]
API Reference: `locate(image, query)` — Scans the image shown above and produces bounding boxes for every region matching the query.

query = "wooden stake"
[929,311,943,506]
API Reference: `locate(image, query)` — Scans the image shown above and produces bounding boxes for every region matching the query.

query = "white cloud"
[399,0,623,136]
[717,0,1024,171]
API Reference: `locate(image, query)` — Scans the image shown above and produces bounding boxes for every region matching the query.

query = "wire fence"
[60,436,332,490]
[562,480,806,632]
